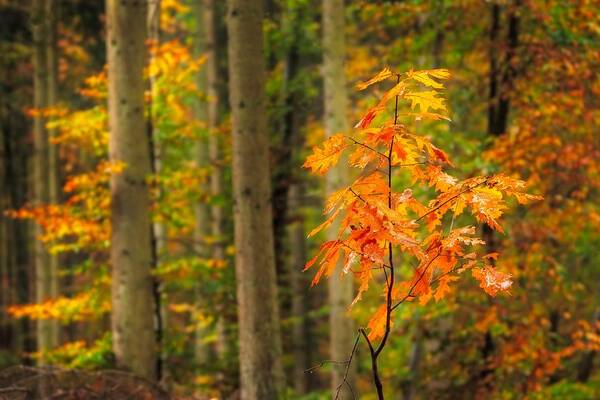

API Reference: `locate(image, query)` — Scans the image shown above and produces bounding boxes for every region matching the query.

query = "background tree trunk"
[204,0,228,361]
[45,0,60,350]
[31,0,54,362]
[477,1,521,394]
[226,0,284,397]
[146,0,164,382]
[106,0,157,381]
[322,0,355,396]
[191,0,213,366]
[288,181,310,394]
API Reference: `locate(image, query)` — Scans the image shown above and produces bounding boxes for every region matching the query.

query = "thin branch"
[395,161,429,167]
[304,359,351,374]
[334,331,362,400]
[359,327,376,356]
[348,187,369,204]
[341,242,392,270]
[391,251,441,312]
[345,136,389,160]
[416,179,488,223]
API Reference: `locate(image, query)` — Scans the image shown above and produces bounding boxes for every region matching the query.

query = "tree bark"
[323,0,355,396]
[481,4,521,388]
[191,0,213,366]
[45,0,60,349]
[227,0,284,397]
[204,0,229,362]
[106,0,157,381]
[31,0,55,362]
[146,0,164,382]
[1,105,32,361]
[0,116,10,354]
[288,182,310,394]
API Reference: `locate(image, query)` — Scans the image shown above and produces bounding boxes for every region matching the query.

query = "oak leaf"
[303,133,348,174]
[356,67,394,90]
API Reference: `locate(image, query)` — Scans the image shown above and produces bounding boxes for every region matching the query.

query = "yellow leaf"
[405,90,447,113]
[356,67,394,90]
[408,70,444,89]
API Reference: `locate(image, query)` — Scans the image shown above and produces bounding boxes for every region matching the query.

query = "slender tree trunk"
[488,0,520,137]
[323,0,355,396]
[2,110,32,360]
[193,0,229,364]
[272,37,299,286]
[288,182,310,394]
[146,0,165,382]
[478,2,521,394]
[282,7,311,388]
[401,314,423,400]
[227,0,284,397]
[31,0,54,363]
[205,0,228,361]
[45,0,60,349]
[106,0,157,381]
[191,0,212,365]
[0,123,10,353]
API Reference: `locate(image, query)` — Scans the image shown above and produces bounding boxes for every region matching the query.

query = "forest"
[0,0,598,399]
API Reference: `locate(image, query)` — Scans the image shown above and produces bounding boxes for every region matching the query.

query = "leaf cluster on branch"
[303,66,541,397]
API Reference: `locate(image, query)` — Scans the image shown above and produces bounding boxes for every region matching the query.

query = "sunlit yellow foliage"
[8,290,110,322]
[160,0,190,34]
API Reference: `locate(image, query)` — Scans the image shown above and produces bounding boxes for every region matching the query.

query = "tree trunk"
[45,0,60,349]
[227,0,284,397]
[146,0,164,382]
[323,0,355,396]
[1,106,32,360]
[106,0,157,381]
[0,117,10,354]
[288,182,310,394]
[31,0,54,362]
[191,0,213,366]
[205,0,228,361]
[481,3,521,389]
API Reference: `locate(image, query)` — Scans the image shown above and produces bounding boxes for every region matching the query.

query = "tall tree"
[478,0,521,394]
[191,0,211,365]
[192,0,228,364]
[322,0,355,395]
[204,0,228,362]
[0,2,32,355]
[31,0,56,361]
[146,0,164,381]
[106,0,157,381]
[45,0,60,349]
[287,181,311,393]
[226,0,284,397]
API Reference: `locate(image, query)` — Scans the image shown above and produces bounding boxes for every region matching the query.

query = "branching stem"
[363,73,401,400]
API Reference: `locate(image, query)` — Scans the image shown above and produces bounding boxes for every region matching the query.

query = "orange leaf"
[356,67,394,90]
[303,134,348,175]
[355,106,383,129]
[434,275,458,301]
[367,304,388,341]
[472,266,512,296]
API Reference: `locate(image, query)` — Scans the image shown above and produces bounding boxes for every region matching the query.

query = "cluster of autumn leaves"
[303,67,541,341]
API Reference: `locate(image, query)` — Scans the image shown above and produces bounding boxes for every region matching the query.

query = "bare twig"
[333,332,362,400]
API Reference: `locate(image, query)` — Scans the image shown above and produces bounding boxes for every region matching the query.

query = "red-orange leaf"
[367,304,388,340]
